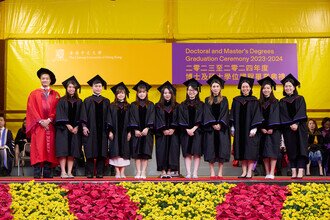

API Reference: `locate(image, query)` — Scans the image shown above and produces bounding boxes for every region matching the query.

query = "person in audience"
[14,117,30,166]
[0,115,15,176]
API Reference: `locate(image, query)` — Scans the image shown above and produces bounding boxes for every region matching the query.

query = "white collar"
[41,86,50,90]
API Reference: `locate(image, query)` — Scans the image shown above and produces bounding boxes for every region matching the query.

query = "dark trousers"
[33,162,53,178]
[86,157,105,176]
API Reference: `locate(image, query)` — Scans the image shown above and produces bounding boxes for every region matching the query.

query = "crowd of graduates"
[1,68,329,179]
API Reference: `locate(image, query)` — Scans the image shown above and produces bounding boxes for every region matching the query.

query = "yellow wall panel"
[2,0,167,39]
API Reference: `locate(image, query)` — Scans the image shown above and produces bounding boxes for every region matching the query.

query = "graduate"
[81,75,112,178]
[109,82,131,178]
[179,78,204,178]
[155,81,180,178]
[0,115,15,176]
[257,76,281,179]
[203,75,230,178]
[230,76,263,178]
[129,80,155,179]
[279,74,308,179]
[26,68,60,178]
[55,76,82,178]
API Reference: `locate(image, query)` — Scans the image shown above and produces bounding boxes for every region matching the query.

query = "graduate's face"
[187,86,198,100]
[241,82,251,96]
[0,117,5,128]
[92,83,103,95]
[40,74,51,87]
[211,82,221,96]
[163,88,172,101]
[324,121,330,130]
[66,83,76,96]
[284,82,295,95]
[308,120,316,131]
[138,89,147,100]
[262,84,272,98]
[116,90,126,101]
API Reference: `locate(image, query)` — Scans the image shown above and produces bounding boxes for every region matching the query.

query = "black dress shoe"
[245,176,252,179]
[34,175,41,179]
[87,174,93,178]
[238,175,247,178]
[96,174,103,178]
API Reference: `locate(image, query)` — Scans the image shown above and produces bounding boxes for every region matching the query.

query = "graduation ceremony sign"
[44,42,296,85]
[172,43,297,85]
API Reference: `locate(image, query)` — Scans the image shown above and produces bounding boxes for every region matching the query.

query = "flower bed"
[0,184,12,219]
[1,181,329,219]
[121,182,235,219]
[62,183,141,220]
[216,183,287,219]
[282,183,330,219]
[9,181,75,219]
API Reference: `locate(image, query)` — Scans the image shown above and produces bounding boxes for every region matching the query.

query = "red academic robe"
[26,88,60,166]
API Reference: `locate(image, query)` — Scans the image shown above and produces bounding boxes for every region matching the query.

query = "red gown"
[26,88,60,166]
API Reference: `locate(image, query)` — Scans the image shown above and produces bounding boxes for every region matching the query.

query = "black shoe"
[34,175,41,179]
[96,174,103,178]
[87,174,93,178]
[238,175,247,178]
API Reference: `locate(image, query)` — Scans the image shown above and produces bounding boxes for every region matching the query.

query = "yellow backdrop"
[1,0,329,132]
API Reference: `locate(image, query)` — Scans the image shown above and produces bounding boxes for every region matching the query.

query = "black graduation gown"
[55,97,82,158]
[203,97,230,163]
[109,102,131,160]
[279,95,308,161]
[15,128,30,152]
[129,101,155,159]
[230,95,263,160]
[80,95,111,159]
[155,102,180,171]
[179,99,203,157]
[259,98,281,159]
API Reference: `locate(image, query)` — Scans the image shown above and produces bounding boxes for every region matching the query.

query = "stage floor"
[0,176,329,184]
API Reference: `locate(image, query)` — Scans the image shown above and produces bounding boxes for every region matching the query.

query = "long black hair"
[158,87,177,109]
[65,80,79,99]
[259,83,276,106]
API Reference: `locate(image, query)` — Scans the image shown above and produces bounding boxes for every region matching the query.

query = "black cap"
[206,75,225,89]
[183,78,202,92]
[37,68,56,85]
[157,81,176,95]
[111,82,130,98]
[132,80,152,91]
[280,73,300,87]
[87,75,107,89]
[257,76,276,90]
[238,76,254,89]
[62,76,81,93]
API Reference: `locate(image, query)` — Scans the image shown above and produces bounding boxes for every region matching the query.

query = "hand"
[83,127,90,136]
[163,130,170,136]
[261,129,268,134]
[40,120,50,130]
[230,126,235,136]
[135,130,142,137]
[109,131,114,140]
[72,126,78,134]
[186,129,194,136]
[127,132,131,141]
[280,146,286,152]
[141,128,149,136]
[249,128,257,137]
[212,124,221,131]
[168,129,175,135]
[267,129,273,135]
[290,124,298,131]
[66,124,74,132]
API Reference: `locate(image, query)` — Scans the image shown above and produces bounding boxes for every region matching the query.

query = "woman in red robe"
[26,68,60,178]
